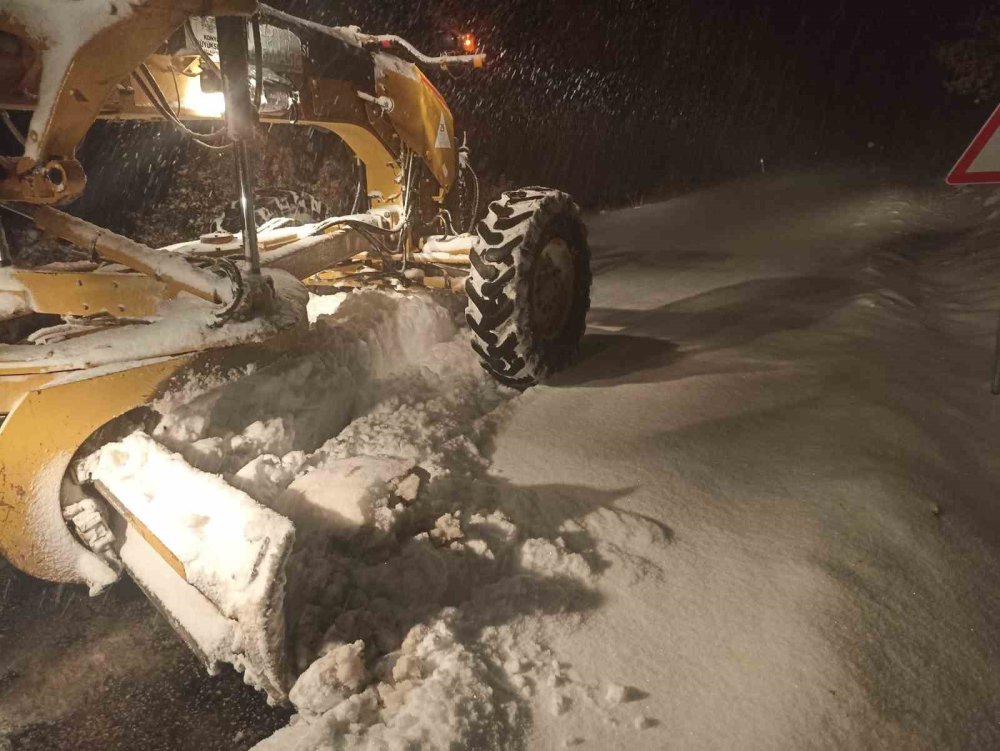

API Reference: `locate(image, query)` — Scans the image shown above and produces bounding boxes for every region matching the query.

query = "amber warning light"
[460,33,477,53]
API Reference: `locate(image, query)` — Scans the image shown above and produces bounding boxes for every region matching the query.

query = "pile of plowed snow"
[92,288,667,749]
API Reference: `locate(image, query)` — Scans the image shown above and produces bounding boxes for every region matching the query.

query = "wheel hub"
[530,237,575,341]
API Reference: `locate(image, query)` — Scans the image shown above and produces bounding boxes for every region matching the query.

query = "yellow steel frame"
[0,357,193,589]
[9,269,177,317]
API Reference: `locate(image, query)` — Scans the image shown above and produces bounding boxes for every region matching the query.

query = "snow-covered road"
[496,172,1000,749]
[3,171,1000,750]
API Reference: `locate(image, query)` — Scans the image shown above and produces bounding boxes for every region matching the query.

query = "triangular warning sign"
[435,114,452,149]
[948,103,1000,185]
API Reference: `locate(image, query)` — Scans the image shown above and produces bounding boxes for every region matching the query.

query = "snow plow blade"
[81,433,295,703]
[0,277,307,705]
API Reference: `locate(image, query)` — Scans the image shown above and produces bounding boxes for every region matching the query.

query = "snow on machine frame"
[0,0,591,702]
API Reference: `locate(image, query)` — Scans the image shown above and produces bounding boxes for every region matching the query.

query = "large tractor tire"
[466,188,591,388]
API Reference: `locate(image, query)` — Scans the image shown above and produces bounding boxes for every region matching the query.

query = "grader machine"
[0,0,591,702]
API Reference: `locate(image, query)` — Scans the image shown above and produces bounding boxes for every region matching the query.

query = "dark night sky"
[6,0,995,218]
[284,0,997,201]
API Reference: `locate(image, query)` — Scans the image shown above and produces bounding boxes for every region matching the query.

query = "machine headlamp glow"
[185,75,226,117]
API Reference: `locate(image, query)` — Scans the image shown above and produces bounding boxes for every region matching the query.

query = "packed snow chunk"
[307,291,348,322]
[391,653,423,682]
[605,682,640,704]
[255,617,519,751]
[503,656,531,675]
[326,687,382,727]
[290,640,368,716]
[274,456,415,538]
[429,512,465,545]
[183,436,227,474]
[231,418,296,461]
[231,454,300,504]
[80,432,294,620]
[550,692,572,716]
[366,618,514,748]
[518,537,594,582]
[392,472,422,503]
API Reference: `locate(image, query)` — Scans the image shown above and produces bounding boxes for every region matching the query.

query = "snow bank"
[95,288,666,748]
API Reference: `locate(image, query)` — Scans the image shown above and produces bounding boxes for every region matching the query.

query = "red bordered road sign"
[948,104,1000,185]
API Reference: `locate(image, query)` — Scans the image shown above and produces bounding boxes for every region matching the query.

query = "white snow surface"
[93,173,1000,749]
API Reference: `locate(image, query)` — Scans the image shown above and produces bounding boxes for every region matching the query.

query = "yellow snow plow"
[0,0,592,702]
